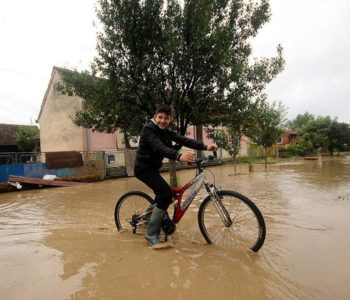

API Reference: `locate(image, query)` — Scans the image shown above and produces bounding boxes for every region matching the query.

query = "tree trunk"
[195,125,203,160]
[249,161,254,172]
[264,147,268,171]
[123,132,131,149]
[233,154,237,174]
[169,160,177,188]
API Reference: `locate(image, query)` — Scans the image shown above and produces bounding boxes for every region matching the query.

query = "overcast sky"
[1,0,349,126]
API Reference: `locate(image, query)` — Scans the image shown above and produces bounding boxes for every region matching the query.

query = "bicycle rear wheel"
[198,190,266,252]
[114,191,153,235]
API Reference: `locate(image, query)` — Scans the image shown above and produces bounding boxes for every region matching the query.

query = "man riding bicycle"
[134,103,218,248]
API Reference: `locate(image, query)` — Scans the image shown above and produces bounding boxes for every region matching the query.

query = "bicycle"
[114,156,266,252]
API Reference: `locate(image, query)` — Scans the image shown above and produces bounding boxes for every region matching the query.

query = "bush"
[286,143,307,156]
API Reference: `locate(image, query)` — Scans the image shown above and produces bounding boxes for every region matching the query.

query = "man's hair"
[155,103,172,116]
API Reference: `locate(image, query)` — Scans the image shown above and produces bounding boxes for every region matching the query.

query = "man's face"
[154,112,171,129]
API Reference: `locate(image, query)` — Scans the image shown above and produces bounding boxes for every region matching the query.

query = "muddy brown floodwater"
[1,157,350,300]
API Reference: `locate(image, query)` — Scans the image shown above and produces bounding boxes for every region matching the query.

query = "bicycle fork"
[207,184,233,227]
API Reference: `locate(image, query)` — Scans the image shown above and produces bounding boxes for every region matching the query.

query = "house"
[37,66,216,155]
[276,130,299,145]
[36,67,126,153]
[0,123,39,152]
[276,130,300,158]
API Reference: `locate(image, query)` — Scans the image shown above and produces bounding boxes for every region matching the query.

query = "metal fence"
[0,151,109,165]
[0,152,44,165]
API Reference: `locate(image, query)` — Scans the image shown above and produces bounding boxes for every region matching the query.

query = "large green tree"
[59,0,283,137]
[328,121,350,155]
[58,0,284,185]
[286,114,350,156]
[287,112,314,132]
[302,116,333,155]
[302,116,350,155]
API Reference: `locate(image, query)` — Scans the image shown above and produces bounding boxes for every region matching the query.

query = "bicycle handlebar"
[194,153,217,170]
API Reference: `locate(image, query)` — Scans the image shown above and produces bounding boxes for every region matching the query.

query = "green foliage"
[247,99,287,169]
[14,127,39,152]
[58,0,284,140]
[209,128,241,159]
[248,99,287,149]
[286,141,310,157]
[286,112,314,132]
[286,114,350,156]
[207,98,258,166]
[55,68,145,140]
[328,121,350,154]
[303,116,333,153]
[208,127,243,173]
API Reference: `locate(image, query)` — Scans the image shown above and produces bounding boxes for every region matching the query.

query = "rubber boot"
[145,207,175,249]
[145,207,165,246]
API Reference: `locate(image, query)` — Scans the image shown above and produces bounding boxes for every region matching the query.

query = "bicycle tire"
[114,191,153,234]
[198,190,266,252]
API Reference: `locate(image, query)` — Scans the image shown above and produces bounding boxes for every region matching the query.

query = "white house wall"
[38,70,84,152]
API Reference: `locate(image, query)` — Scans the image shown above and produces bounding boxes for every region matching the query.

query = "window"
[276,136,283,144]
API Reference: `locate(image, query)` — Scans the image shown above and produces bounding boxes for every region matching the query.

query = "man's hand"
[206,143,218,152]
[179,151,195,163]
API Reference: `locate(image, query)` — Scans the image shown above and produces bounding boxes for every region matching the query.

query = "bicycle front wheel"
[114,191,153,235]
[198,190,266,252]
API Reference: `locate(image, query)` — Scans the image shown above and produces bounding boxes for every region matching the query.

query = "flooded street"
[1,157,350,300]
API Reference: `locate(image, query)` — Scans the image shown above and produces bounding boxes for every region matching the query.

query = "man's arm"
[170,131,218,152]
[169,131,207,150]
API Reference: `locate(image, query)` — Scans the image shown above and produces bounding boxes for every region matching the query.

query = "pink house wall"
[82,126,213,151]
[83,129,117,151]
[186,126,214,145]
[188,126,249,153]
[240,135,249,148]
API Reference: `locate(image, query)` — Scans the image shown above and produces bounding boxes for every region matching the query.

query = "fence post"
[124,149,137,176]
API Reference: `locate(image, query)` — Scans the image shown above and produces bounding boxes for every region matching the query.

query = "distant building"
[36,67,126,153]
[276,130,300,145]
[0,123,39,152]
[276,130,300,158]
[37,66,216,154]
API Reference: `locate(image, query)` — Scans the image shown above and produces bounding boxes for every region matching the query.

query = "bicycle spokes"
[115,192,153,235]
[198,190,266,252]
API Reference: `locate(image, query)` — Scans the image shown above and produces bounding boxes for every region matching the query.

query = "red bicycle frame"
[171,172,206,223]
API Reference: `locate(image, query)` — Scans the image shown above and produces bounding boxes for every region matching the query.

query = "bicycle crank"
[161,218,176,235]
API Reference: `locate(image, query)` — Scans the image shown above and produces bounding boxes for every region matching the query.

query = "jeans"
[134,168,173,210]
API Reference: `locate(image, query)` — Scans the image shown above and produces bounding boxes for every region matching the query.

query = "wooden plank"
[8,175,87,187]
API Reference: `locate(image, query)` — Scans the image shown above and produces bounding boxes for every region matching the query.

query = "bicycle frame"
[171,159,232,226]
[171,171,205,223]
[129,157,232,233]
